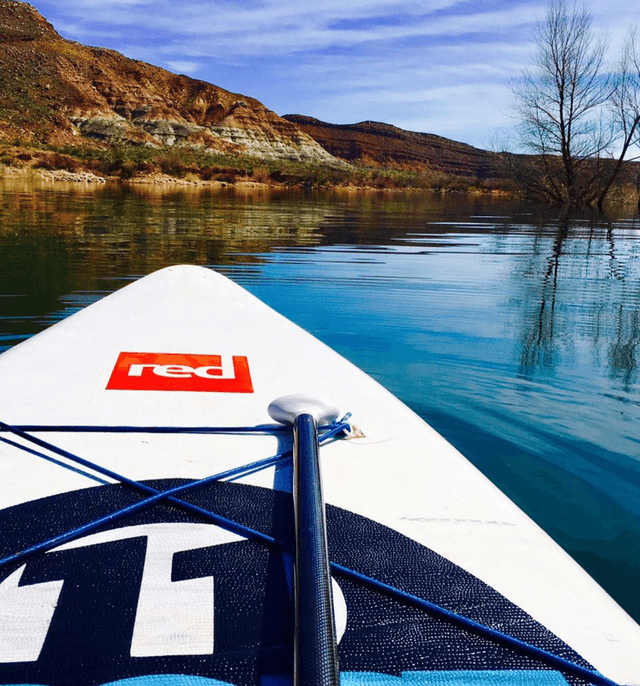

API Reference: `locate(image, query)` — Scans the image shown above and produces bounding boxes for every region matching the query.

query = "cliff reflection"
[0,180,445,346]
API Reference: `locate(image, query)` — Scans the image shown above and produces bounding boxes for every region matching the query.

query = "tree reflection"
[515,209,640,390]
[518,217,569,373]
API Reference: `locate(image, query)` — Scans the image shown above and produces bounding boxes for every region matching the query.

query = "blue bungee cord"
[0,434,111,485]
[3,424,291,434]
[0,417,620,686]
[0,417,351,568]
[329,562,619,686]
[0,449,291,570]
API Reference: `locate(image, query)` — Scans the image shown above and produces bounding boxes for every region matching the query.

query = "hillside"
[0,0,513,188]
[0,0,337,164]
[283,115,501,179]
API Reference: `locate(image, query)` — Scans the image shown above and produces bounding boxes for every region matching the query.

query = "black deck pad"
[0,480,595,686]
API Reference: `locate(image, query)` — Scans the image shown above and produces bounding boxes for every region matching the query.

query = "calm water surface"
[1,178,639,622]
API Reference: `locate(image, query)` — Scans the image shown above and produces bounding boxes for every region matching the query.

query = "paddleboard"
[0,265,638,686]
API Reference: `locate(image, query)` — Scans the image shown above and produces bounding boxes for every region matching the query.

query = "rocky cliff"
[283,115,501,178]
[0,0,338,164]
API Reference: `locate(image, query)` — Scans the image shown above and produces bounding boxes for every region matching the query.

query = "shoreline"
[4,164,637,208]
[0,162,513,196]
[0,141,514,195]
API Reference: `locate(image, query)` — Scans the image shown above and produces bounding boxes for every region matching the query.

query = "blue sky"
[29,0,638,149]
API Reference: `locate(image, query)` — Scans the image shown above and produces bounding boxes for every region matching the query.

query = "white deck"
[0,265,638,684]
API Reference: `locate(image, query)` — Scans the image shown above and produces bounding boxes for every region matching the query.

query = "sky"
[27,0,640,150]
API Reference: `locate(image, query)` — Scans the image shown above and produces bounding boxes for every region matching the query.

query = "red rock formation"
[284,115,502,178]
[0,1,338,163]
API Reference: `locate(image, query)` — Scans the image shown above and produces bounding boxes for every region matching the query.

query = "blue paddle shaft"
[293,413,340,686]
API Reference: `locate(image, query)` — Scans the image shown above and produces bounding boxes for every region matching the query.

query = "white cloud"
[57,0,155,6]
[42,1,542,54]
[152,4,542,57]
[165,60,202,75]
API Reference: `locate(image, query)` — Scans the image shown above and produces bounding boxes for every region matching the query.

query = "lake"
[1,176,639,623]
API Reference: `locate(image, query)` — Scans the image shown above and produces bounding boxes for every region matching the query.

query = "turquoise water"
[1,180,639,622]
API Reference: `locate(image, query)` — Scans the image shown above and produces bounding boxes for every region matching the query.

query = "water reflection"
[1,177,640,621]
[512,213,640,390]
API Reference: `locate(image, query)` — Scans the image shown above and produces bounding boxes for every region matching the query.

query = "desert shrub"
[34,152,81,172]
[34,156,54,170]
[117,160,138,179]
[157,155,189,178]
[251,167,270,184]
[269,169,296,184]
[136,160,161,175]
[200,166,217,181]
[82,158,102,174]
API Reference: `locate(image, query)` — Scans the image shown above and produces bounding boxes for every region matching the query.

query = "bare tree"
[509,0,640,207]
[594,30,640,207]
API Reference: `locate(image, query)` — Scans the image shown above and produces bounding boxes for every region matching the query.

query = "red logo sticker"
[106,352,254,393]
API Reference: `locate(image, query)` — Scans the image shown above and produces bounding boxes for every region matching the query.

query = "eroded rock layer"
[0,1,339,164]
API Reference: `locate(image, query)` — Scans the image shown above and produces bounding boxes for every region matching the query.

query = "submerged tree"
[598,29,640,206]
[508,0,640,208]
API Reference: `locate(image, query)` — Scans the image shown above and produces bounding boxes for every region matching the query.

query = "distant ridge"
[283,115,501,179]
